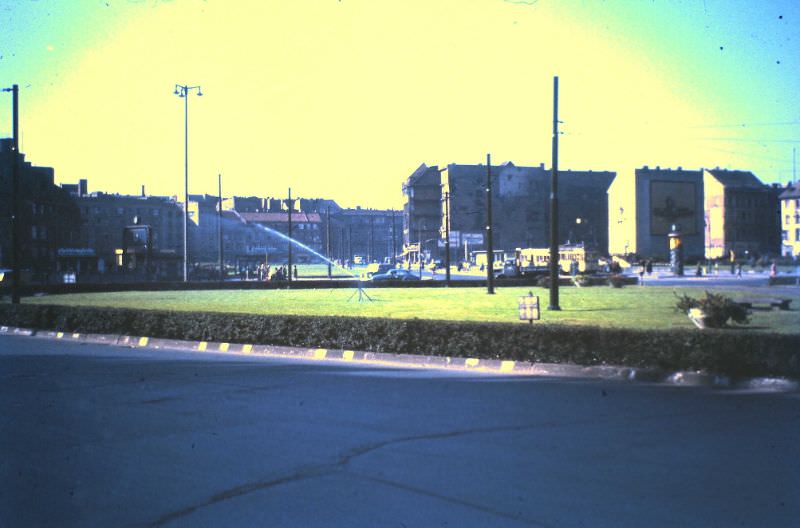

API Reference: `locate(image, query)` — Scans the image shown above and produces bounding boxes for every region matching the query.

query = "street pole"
[173,84,202,282]
[548,76,561,310]
[218,173,223,282]
[287,187,293,286]
[369,215,374,263]
[486,153,495,294]
[418,221,423,278]
[348,224,353,266]
[326,206,332,278]
[3,84,21,304]
[444,191,451,285]
[391,209,397,265]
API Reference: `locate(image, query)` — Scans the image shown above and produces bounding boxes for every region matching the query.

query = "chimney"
[79,179,88,197]
[141,185,145,197]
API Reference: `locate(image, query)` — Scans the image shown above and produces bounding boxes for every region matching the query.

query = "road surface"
[1,336,798,527]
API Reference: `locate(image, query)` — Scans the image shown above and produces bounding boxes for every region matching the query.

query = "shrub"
[1,303,798,378]
[674,291,749,328]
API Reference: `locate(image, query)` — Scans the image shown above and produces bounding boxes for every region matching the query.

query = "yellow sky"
[4,0,797,209]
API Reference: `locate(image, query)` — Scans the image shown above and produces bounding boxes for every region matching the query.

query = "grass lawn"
[22,284,800,334]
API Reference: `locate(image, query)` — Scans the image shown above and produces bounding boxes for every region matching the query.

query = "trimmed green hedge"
[1,303,798,378]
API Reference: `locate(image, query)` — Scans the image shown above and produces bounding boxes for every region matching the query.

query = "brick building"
[703,169,782,259]
[0,139,80,282]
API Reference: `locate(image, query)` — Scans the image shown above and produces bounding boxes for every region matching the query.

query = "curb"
[1,326,796,390]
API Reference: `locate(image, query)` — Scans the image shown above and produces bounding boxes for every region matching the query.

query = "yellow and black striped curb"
[1,325,797,390]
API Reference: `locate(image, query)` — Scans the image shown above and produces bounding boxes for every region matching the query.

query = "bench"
[734,298,792,311]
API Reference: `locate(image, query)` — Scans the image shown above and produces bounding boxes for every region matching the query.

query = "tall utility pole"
[391,209,397,265]
[418,221,424,278]
[217,174,224,282]
[173,83,202,282]
[548,76,561,311]
[326,206,332,278]
[369,215,374,263]
[348,224,353,266]
[444,191,451,285]
[2,84,20,304]
[486,153,495,294]
[287,187,293,285]
[340,226,346,263]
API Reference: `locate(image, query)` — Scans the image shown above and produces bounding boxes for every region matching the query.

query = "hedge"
[1,303,798,379]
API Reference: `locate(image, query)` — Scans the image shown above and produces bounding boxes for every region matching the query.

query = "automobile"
[362,262,394,279]
[370,268,421,281]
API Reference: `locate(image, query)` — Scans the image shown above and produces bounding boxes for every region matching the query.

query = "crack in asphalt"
[348,472,552,527]
[147,420,570,527]
[147,463,336,527]
[147,410,707,526]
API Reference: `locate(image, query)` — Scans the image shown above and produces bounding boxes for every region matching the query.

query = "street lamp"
[173,83,203,282]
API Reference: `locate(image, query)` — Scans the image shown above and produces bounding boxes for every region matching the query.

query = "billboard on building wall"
[649,180,698,236]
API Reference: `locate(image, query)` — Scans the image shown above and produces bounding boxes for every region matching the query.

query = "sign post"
[518,291,540,324]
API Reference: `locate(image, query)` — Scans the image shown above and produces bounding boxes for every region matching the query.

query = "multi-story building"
[188,194,224,265]
[402,163,443,263]
[703,169,782,259]
[68,185,185,280]
[440,161,614,263]
[780,182,800,257]
[609,166,705,260]
[0,139,80,282]
[333,207,403,264]
[236,210,324,263]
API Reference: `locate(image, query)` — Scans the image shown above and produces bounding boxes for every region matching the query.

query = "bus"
[513,244,600,275]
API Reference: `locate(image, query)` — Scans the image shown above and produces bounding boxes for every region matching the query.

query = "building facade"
[402,163,443,263]
[69,187,185,280]
[703,169,782,259]
[637,167,705,260]
[333,208,403,265]
[780,182,800,257]
[0,139,80,282]
[442,161,615,263]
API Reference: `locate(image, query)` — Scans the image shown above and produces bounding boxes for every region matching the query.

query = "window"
[783,230,788,241]
[797,228,800,242]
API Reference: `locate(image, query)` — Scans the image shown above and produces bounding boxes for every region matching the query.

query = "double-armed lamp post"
[173,83,203,282]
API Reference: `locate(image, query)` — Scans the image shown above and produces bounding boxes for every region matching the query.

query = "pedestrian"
[646,259,653,275]
[695,261,702,277]
[736,262,742,278]
[293,265,298,280]
[770,261,777,278]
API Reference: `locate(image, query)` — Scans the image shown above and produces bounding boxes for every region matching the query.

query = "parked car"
[362,262,394,279]
[371,268,421,281]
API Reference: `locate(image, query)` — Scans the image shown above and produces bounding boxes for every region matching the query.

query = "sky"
[1,0,798,210]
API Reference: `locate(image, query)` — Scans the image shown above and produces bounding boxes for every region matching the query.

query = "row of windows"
[784,214,800,225]
[81,206,181,218]
[781,229,800,242]
[31,225,48,240]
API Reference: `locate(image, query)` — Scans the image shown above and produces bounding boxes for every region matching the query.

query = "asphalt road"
[2,336,799,527]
